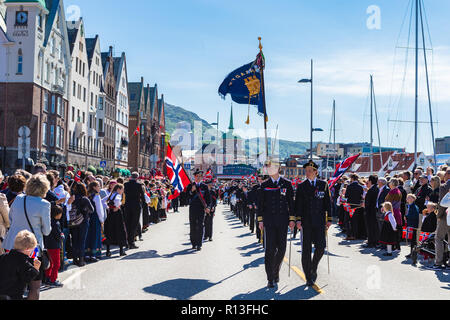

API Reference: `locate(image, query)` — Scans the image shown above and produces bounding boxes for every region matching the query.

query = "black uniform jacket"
[364,185,379,218]
[124,180,146,209]
[295,179,332,227]
[345,182,364,209]
[257,177,295,227]
[186,182,211,211]
[248,185,259,208]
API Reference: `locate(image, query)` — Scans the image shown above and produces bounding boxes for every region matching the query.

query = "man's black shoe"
[129,244,139,249]
[267,280,275,288]
[196,247,202,251]
[306,280,315,287]
[209,238,213,241]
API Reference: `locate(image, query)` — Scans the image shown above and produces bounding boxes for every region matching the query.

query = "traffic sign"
[184,163,191,170]
[100,161,107,168]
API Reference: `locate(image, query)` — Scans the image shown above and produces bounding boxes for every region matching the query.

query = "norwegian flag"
[419,232,431,242]
[328,154,361,188]
[402,227,414,240]
[74,170,82,182]
[165,144,191,200]
[342,203,356,218]
[204,169,213,180]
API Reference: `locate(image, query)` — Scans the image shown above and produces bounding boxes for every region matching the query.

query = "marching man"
[257,158,295,288]
[186,169,211,251]
[295,160,332,287]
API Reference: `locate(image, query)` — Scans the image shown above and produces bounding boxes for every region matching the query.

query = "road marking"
[62,269,86,286]
[283,257,324,294]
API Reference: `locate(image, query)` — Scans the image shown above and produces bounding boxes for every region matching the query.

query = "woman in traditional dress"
[104,184,127,257]
[385,178,403,250]
[85,181,105,262]
[379,202,398,257]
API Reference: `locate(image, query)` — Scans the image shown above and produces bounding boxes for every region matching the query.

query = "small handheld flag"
[31,247,39,259]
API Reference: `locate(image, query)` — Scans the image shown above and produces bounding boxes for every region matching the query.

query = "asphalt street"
[41,203,450,300]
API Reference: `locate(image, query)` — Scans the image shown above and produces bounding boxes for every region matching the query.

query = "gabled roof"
[143,85,151,114]
[353,151,395,173]
[158,96,164,122]
[383,152,420,173]
[128,82,143,116]
[85,35,98,68]
[149,84,157,119]
[112,57,121,82]
[43,0,59,47]
[66,23,78,54]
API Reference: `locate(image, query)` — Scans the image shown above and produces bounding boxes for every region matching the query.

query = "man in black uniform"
[248,180,259,234]
[241,185,250,226]
[345,174,365,240]
[257,159,295,288]
[124,172,147,249]
[295,161,332,287]
[186,170,211,251]
[204,180,216,241]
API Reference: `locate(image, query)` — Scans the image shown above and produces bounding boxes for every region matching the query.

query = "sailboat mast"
[414,0,419,168]
[419,1,438,172]
[333,99,336,175]
[370,75,374,173]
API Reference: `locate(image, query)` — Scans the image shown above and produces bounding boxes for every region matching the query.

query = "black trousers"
[344,211,353,237]
[172,198,179,212]
[204,213,214,239]
[242,207,249,226]
[256,222,262,241]
[125,205,141,246]
[365,211,379,246]
[142,204,150,227]
[189,207,205,248]
[264,225,288,281]
[249,208,255,233]
[301,224,326,282]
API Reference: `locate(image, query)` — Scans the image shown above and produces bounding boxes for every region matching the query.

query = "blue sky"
[64,0,450,155]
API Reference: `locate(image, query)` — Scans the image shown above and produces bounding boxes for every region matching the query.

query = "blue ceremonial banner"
[218,62,266,116]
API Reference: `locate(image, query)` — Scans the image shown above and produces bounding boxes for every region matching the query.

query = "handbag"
[23,196,51,271]
[67,201,84,228]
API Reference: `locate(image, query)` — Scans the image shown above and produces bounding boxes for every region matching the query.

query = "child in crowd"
[0,230,41,300]
[379,202,398,257]
[43,205,64,287]
[405,194,419,258]
[421,202,437,233]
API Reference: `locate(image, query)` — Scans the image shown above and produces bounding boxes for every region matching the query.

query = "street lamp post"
[299,59,322,160]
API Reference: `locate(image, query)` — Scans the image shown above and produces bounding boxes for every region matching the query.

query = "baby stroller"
[411,233,449,266]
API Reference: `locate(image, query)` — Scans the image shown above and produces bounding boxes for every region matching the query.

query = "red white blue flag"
[165,144,191,200]
[204,169,213,180]
[328,154,361,188]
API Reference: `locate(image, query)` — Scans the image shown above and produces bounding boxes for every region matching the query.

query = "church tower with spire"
[221,103,244,165]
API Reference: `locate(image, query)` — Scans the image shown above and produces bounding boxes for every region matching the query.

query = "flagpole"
[258,37,269,159]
